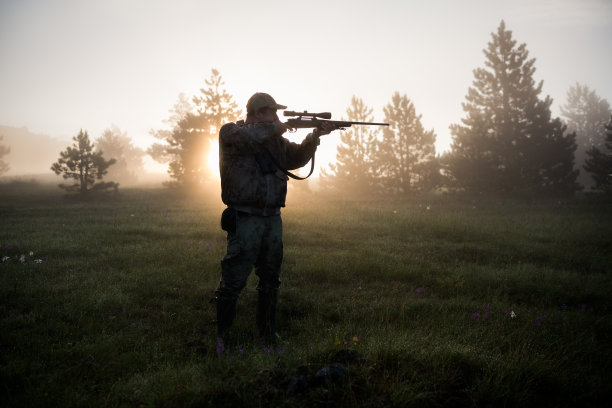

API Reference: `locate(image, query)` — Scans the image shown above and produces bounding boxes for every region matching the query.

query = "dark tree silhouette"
[446,20,578,196]
[320,96,380,194]
[51,130,118,194]
[583,115,612,192]
[148,69,241,188]
[374,92,437,193]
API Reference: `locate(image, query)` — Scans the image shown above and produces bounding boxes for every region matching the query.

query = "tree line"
[6,21,608,196]
[323,21,612,196]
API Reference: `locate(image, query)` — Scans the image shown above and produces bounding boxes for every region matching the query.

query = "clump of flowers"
[1,244,46,265]
[335,335,361,347]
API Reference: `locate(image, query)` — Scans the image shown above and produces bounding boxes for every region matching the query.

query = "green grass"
[1,186,611,407]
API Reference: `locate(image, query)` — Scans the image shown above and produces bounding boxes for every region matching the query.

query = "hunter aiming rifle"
[260,110,389,180]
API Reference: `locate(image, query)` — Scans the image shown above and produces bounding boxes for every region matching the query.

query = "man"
[213,92,336,346]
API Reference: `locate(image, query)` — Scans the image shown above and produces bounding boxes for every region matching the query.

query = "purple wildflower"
[535,314,548,327]
[472,312,480,320]
[415,287,425,294]
[483,304,492,319]
[216,339,225,355]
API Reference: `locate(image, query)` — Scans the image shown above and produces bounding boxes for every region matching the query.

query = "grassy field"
[1,185,611,407]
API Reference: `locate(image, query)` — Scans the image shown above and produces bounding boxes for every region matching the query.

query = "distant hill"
[0,125,69,176]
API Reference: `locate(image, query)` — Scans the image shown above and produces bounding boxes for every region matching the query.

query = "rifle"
[266,110,388,181]
[283,110,389,130]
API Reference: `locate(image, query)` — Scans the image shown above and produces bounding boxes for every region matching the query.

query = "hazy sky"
[1,0,611,173]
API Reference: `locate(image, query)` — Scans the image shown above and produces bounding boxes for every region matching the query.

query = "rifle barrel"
[341,121,389,126]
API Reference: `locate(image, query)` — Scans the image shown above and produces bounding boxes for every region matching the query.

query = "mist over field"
[0,125,169,187]
[0,126,66,176]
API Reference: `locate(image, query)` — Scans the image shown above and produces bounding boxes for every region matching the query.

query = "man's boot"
[256,289,280,343]
[215,297,237,352]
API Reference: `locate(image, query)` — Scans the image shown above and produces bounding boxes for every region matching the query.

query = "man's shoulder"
[221,120,244,130]
[219,120,244,136]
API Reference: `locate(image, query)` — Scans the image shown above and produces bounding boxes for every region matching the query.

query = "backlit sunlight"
[207,139,220,178]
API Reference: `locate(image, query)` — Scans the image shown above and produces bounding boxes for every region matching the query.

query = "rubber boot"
[215,297,237,352]
[256,289,280,343]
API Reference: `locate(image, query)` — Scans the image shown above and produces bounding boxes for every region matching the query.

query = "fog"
[0,126,66,176]
[1,0,610,195]
[1,0,610,167]
[0,125,169,187]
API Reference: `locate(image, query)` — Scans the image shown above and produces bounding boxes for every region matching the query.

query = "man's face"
[255,108,279,123]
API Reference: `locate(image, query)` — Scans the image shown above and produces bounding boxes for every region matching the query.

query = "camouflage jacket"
[219,120,319,210]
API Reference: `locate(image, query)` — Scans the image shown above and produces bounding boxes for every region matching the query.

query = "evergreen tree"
[193,68,241,136]
[148,69,241,188]
[446,20,578,196]
[96,126,144,185]
[560,83,611,189]
[583,115,612,192]
[374,92,437,193]
[0,135,9,176]
[147,93,192,169]
[320,96,379,194]
[51,130,118,194]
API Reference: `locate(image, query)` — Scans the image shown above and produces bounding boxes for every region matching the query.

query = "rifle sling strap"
[261,145,315,181]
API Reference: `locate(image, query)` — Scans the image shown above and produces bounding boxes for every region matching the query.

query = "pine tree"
[447,20,578,196]
[148,92,192,179]
[148,69,241,188]
[374,92,437,193]
[560,83,611,189]
[51,130,118,194]
[320,96,379,194]
[583,115,612,192]
[96,126,144,185]
[193,68,241,136]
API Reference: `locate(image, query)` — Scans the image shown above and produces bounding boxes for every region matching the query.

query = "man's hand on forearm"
[312,122,340,137]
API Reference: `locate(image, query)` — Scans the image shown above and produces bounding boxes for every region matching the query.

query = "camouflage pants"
[216,212,283,301]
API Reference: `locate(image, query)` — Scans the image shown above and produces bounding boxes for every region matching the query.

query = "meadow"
[1,184,611,407]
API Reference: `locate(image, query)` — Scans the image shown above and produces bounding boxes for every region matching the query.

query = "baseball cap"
[246,92,287,113]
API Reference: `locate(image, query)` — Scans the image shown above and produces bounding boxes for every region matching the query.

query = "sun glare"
[207,139,220,178]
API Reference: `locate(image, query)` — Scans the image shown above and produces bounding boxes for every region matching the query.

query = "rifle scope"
[283,111,332,119]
